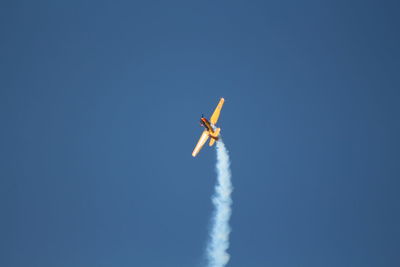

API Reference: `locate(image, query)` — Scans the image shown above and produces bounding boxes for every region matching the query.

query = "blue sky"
[1,1,399,266]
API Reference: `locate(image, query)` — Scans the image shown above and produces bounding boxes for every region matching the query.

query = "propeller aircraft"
[192,98,225,157]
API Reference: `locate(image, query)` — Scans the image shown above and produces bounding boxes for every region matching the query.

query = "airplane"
[192,98,225,157]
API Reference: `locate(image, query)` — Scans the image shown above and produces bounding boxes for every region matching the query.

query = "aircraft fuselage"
[200,117,219,140]
[200,117,213,132]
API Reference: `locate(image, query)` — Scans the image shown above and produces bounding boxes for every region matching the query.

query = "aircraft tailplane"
[209,138,216,146]
[209,128,221,146]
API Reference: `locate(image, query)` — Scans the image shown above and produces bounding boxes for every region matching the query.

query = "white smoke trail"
[206,140,233,267]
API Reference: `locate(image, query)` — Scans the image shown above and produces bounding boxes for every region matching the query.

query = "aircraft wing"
[210,98,225,125]
[192,130,209,157]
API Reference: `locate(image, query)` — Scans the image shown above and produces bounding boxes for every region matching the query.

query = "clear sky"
[1,1,399,267]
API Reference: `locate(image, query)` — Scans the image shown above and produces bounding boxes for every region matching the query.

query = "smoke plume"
[206,140,233,267]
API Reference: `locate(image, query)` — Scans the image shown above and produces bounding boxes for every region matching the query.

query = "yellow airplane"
[192,98,225,157]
